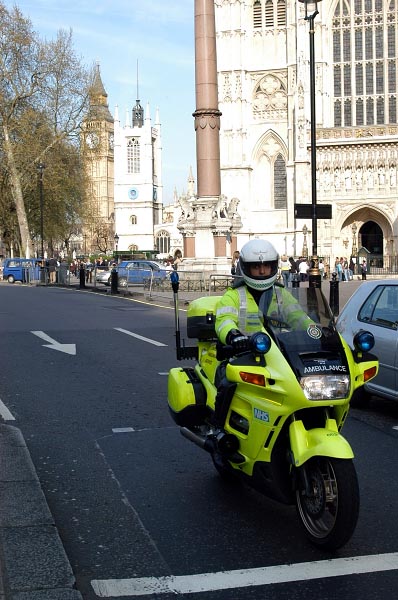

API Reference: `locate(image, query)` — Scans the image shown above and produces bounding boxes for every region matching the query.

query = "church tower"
[113,80,163,254]
[82,64,114,254]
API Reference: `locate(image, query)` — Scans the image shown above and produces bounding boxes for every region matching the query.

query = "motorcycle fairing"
[289,418,354,467]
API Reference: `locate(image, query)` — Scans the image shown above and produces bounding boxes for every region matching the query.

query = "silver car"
[95,268,111,285]
[336,279,398,406]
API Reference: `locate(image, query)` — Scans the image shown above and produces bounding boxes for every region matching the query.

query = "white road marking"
[91,552,398,597]
[114,328,167,346]
[0,399,15,421]
[158,372,169,376]
[393,426,398,431]
[31,331,76,355]
[112,428,135,433]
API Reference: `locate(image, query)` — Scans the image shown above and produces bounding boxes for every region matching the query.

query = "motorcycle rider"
[213,239,313,430]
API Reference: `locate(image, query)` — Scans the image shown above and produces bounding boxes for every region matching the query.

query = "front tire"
[296,457,359,551]
[7,275,15,283]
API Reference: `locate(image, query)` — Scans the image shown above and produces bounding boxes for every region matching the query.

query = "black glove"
[227,329,250,352]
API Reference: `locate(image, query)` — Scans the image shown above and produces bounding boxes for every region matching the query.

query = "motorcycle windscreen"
[264,287,349,379]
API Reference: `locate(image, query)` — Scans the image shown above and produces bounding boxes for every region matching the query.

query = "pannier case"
[168,367,208,426]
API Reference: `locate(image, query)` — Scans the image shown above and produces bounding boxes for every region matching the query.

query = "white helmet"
[239,239,279,291]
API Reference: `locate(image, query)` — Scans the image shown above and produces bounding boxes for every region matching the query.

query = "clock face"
[108,133,114,150]
[128,187,139,200]
[86,132,99,148]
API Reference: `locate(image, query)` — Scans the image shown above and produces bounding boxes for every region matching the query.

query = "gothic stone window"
[253,74,287,120]
[256,145,287,210]
[130,215,137,225]
[252,0,286,30]
[156,230,170,255]
[127,138,140,174]
[333,0,397,126]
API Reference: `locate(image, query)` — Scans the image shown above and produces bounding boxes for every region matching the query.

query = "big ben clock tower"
[82,64,114,253]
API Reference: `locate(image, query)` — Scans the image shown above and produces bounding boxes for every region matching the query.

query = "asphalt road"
[0,282,397,599]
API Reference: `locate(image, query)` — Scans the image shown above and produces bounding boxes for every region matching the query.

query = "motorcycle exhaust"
[180,427,240,457]
[181,427,214,452]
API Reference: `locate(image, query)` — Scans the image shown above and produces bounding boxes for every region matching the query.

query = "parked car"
[116,260,168,288]
[95,267,112,285]
[336,279,398,406]
[95,260,168,287]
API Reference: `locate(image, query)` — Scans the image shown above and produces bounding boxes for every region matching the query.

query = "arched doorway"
[359,222,383,267]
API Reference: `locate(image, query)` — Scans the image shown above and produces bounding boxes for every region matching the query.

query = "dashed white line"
[114,328,167,346]
[0,399,15,421]
[112,428,135,433]
[91,552,398,597]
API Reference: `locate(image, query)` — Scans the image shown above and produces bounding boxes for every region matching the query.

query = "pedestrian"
[319,259,325,279]
[361,259,367,280]
[349,257,355,279]
[48,256,57,284]
[279,255,290,287]
[343,257,350,282]
[173,251,182,270]
[298,258,309,282]
[288,256,298,285]
[231,250,240,275]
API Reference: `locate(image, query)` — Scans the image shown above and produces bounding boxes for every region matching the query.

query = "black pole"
[308,12,317,258]
[305,7,321,289]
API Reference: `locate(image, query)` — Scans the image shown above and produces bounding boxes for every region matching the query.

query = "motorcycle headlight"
[300,374,350,400]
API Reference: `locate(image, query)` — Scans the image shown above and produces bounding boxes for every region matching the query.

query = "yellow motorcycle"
[168,273,378,550]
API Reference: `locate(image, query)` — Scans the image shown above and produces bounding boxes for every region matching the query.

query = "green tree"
[0,2,92,256]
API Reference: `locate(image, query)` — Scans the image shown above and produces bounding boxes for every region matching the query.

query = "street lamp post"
[37,162,45,260]
[114,233,119,261]
[302,224,308,258]
[299,0,322,287]
[351,223,358,256]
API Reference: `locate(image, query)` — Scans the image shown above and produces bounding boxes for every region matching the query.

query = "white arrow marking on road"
[114,328,167,346]
[91,552,398,597]
[31,331,76,355]
[0,399,15,421]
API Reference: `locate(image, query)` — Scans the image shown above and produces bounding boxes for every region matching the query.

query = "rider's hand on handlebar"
[227,329,250,352]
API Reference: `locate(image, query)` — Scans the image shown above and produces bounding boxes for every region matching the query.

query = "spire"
[125,107,131,128]
[187,166,195,197]
[132,59,144,128]
[145,101,151,122]
[88,63,113,123]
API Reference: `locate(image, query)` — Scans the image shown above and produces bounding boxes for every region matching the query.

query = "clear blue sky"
[7,0,197,204]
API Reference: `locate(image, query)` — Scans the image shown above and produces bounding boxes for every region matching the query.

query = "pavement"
[0,276,376,598]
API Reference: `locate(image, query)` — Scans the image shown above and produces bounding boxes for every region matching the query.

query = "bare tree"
[0,3,92,256]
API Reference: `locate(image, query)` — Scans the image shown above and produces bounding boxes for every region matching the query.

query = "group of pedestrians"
[279,256,328,287]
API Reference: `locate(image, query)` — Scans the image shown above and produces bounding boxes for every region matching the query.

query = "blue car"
[96,260,168,288]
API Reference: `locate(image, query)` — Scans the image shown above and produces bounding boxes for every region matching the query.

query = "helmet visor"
[242,260,278,281]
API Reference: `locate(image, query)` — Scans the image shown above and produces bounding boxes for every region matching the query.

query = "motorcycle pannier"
[168,367,208,426]
[187,296,221,340]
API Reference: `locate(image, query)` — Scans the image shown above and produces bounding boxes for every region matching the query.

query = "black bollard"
[329,272,339,317]
[110,266,118,294]
[291,274,300,288]
[79,266,86,289]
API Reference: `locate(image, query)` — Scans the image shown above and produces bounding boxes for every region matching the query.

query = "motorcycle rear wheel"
[296,457,359,551]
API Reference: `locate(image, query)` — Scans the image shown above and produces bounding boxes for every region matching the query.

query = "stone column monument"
[177,0,241,269]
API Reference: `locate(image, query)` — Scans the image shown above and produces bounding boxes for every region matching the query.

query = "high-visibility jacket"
[215,285,312,344]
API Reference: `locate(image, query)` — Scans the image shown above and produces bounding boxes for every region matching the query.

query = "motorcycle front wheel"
[295,457,359,551]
